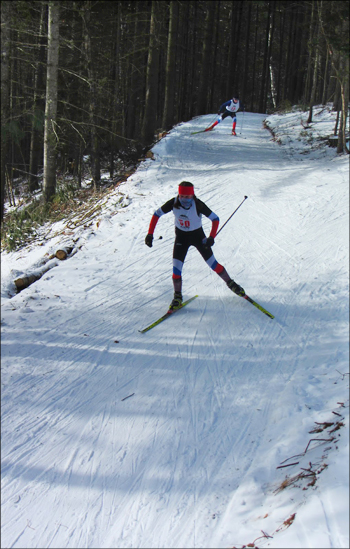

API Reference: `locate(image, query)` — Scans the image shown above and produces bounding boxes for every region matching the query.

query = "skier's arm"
[209,211,220,238]
[196,199,220,244]
[145,199,175,247]
[218,100,230,114]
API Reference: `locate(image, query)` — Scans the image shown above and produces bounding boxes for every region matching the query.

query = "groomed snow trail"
[1,112,348,548]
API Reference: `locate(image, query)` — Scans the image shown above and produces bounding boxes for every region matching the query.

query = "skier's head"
[232,94,239,102]
[178,181,194,208]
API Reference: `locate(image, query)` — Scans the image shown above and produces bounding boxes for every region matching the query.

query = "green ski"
[242,294,274,319]
[191,129,211,135]
[139,295,199,333]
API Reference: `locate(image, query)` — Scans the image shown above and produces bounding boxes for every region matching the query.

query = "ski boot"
[227,279,245,296]
[231,130,236,136]
[169,292,183,311]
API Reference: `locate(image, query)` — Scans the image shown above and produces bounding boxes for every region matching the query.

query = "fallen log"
[55,246,74,260]
[13,241,79,293]
[14,263,54,292]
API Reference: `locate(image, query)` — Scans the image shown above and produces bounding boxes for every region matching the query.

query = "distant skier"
[145,181,245,310]
[205,94,243,135]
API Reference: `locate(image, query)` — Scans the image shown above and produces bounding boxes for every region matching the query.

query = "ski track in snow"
[1,111,349,548]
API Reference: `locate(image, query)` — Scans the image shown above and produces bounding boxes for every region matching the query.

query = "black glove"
[145,234,153,248]
[204,236,215,247]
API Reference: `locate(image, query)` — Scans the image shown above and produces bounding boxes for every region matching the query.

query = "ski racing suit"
[147,196,232,293]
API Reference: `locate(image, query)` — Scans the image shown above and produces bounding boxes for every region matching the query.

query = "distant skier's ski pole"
[191,116,218,135]
[205,115,217,130]
[216,195,248,236]
[240,108,245,135]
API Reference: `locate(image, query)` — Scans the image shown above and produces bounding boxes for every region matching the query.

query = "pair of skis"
[191,129,238,136]
[139,293,274,333]
[191,129,211,135]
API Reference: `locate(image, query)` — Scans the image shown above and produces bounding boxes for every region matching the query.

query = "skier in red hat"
[145,181,245,310]
[205,95,242,135]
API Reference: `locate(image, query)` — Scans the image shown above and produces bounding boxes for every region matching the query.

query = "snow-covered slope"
[1,107,349,548]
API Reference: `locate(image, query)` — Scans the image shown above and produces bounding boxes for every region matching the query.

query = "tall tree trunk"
[275,6,284,107]
[303,2,315,106]
[82,1,100,186]
[321,48,329,104]
[1,1,11,223]
[109,2,121,178]
[196,1,215,115]
[162,1,178,130]
[141,1,161,145]
[264,1,276,112]
[183,2,198,120]
[241,2,251,104]
[177,1,190,120]
[209,0,221,111]
[307,43,319,124]
[43,1,60,203]
[307,7,320,124]
[336,52,349,154]
[29,2,47,192]
[226,1,237,99]
[258,1,272,113]
[126,2,146,140]
[250,3,259,111]
[293,4,308,104]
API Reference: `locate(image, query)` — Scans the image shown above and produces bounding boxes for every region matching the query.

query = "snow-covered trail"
[1,112,348,548]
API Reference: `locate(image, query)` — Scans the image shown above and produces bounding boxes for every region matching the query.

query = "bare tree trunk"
[336,53,349,154]
[307,54,319,124]
[82,1,100,187]
[43,1,60,203]
[259,1,272,113]
[209,1,220,111]
[250,3,259,111]
[226,1,237,99]
[1,1,11,223]
[307,14,320,124]
[321,48,329,104]
[29,2,47,192]
[141,1,161,145]
[196,1,215,115]
[264,1,276,112]
[241,1,251,104]
[162,1,178,130]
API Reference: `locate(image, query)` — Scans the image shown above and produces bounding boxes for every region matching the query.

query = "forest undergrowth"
[1,153,145,253]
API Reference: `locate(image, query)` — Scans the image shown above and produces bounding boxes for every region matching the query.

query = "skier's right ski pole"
[205,115,217,130]
[240,108,245,135]
[216,195,248,237]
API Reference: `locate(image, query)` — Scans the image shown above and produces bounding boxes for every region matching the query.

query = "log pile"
[14,241,76,292]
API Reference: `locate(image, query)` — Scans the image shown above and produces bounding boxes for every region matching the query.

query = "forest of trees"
[1,0,349,224]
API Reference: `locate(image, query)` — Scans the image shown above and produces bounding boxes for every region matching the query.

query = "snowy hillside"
[1,106,349,549]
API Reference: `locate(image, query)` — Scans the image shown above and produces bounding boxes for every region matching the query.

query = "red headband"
[178,185,194,196]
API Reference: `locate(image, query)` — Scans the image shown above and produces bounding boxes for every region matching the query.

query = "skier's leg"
[232,114,237,135]
[197,241,245,296]
[205,115,222,131]
[172,259,183,294]
[211,257,245,295]
[171,236,190,307]
[205,254,231,282]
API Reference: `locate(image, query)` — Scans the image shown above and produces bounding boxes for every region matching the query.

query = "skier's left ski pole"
[216,195,248,237]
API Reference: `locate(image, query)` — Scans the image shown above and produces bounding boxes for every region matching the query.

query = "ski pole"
[240,108,245,134]
[216,195,248,237]
[205,115,217,130]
